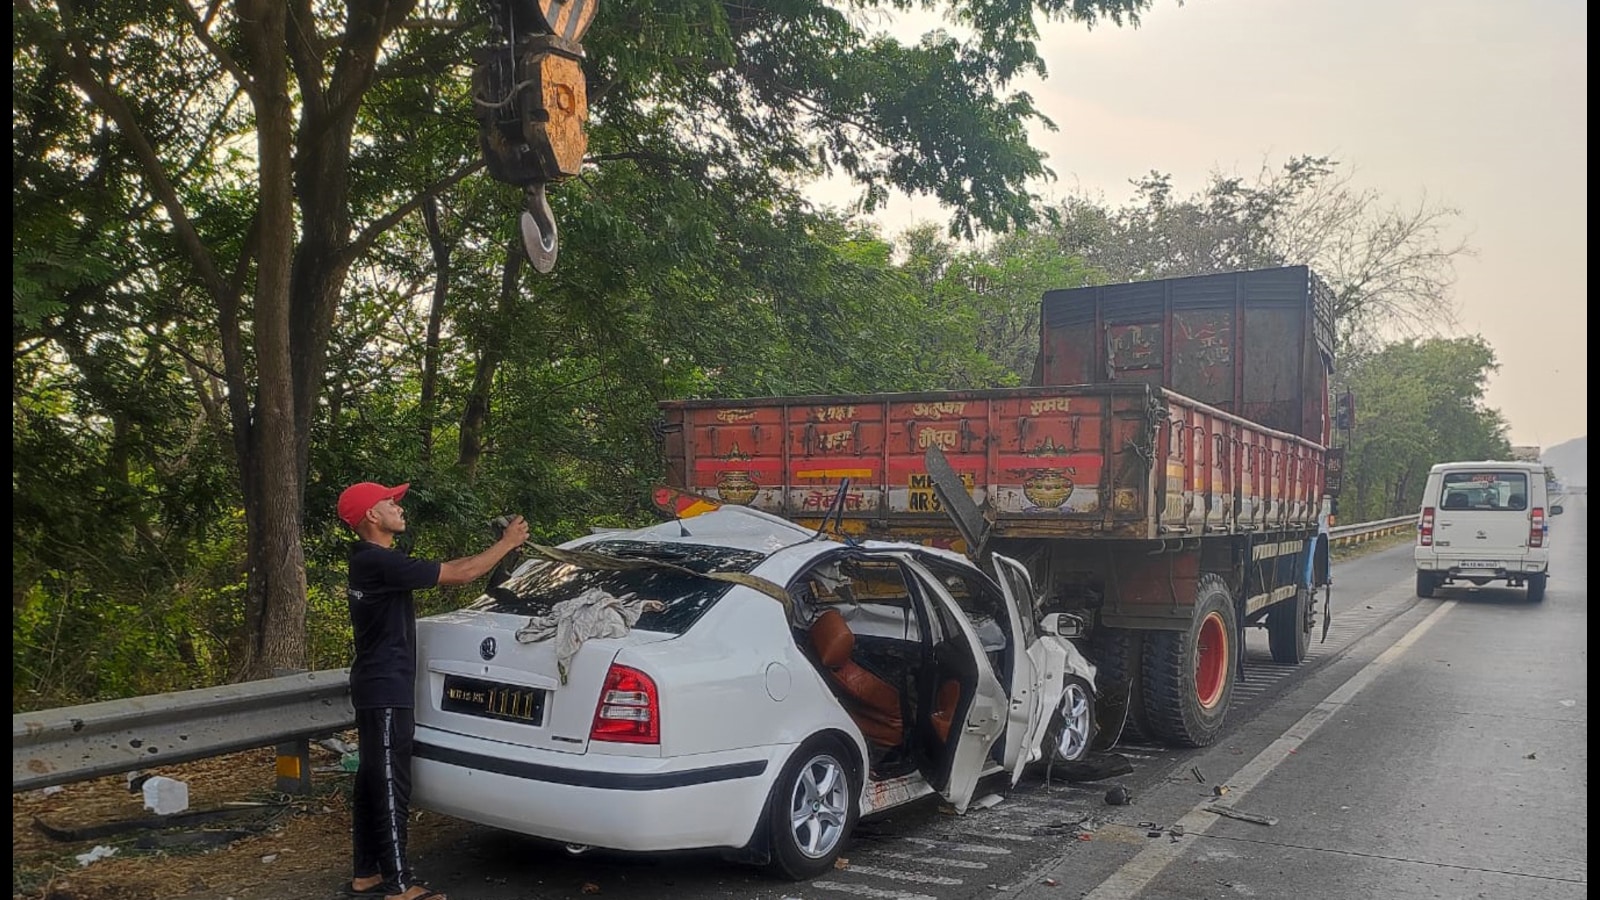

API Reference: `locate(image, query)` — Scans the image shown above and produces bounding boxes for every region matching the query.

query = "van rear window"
[1438,472,1530,511]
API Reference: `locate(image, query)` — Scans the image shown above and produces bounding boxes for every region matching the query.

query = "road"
[259,500,1587,900]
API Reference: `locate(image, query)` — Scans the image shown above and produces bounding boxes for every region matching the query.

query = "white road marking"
[876,851,989,869]
[810,880,936,900]
[899,836,1011,855]
[1081,599,1458,900]
[840,864,964,885]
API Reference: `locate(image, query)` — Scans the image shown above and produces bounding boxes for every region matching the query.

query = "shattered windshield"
[469,541,769,635]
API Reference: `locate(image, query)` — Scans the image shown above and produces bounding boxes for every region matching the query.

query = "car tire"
[765,737,858,881]
[1141,573,1236,748]
[1527,573,1547,603]
[1043,676,1096,763]
[1416,572,1436,598]
[1266,585,1312,665]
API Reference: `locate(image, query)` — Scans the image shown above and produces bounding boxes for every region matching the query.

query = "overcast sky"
[814,0,1587,449]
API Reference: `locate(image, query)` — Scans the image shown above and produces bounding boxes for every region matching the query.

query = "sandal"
[338,880,389,899]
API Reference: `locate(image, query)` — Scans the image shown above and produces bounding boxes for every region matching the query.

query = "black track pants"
[352,706,416,892]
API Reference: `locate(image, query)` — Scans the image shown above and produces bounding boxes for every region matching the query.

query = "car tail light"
[1419,507,1435,546]
[1529,508,1545,547]
[590,664,660,744]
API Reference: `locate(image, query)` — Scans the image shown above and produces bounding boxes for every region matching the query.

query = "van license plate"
[441,675,546,726]
[1459,561,1500,569]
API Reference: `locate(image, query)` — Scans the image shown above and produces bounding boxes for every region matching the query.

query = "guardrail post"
[272,668,314,795]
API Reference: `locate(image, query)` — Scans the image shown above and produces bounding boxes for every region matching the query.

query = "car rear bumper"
[1415,552,1547,577]
[411,724,791,852]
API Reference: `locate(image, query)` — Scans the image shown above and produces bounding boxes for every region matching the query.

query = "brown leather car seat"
[810,609,904,748]
[929,679,963,744]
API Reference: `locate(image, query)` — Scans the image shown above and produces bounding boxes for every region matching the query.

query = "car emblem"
[1476,530,1487,539]
[479,637,498,661]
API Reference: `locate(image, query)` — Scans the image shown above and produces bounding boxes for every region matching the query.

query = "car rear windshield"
[1438,472,1530,511]
[469,541,769,635]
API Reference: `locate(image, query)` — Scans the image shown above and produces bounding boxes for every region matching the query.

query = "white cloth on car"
[514,588,663,684]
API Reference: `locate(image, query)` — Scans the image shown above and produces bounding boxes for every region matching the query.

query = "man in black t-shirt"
[336,481,528,900]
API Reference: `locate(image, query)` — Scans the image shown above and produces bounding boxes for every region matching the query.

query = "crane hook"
[520,183,558,273]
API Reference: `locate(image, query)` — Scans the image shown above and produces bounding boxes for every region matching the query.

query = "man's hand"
[499,514,530,549]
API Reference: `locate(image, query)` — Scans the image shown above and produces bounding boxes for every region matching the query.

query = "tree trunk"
[238,0,307,678]
[419,196,451,465]
[458,238,522,477]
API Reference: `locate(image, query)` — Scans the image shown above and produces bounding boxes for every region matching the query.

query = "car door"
[988,554,1056,785]
[896,553,1008,814]
[1433,469,1532,566]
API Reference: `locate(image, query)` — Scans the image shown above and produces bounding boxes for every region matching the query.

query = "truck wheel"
[1266,586,1312,665]
[1141,573,1236,748]
[1527,574,1547,603]
[1416,572,1436,598]
[1089,627,1149,742]
[765,737,857,880]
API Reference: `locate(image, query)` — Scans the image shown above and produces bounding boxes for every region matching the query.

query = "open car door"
[898,554,1008,813]
[989,554,1052,786]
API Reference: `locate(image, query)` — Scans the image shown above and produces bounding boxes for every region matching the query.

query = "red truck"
[659,265,1336,747]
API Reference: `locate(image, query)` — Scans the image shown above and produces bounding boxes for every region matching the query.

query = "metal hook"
[520,183,558,273]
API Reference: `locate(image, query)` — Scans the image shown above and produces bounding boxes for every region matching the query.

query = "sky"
[811,0,1588,449]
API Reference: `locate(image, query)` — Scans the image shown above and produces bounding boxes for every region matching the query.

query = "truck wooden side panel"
[660,384,1325,542]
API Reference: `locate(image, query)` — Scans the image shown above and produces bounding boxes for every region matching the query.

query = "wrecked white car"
[410,506,1099,879]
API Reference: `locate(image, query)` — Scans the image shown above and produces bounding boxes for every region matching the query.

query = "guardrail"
[1328,513,1416,547]
[12,515,1423,794]
[13,669,353,794]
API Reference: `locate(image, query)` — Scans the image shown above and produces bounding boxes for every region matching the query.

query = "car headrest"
[810,609,855,668]
[1508,494,1526,510]
[1443,494,1468,509]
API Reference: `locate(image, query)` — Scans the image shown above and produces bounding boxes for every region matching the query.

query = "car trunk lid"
[416,609,676,754]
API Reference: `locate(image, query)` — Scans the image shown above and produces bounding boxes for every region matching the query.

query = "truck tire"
[1266,586,1312,665]
[1089,626,1150,742]
[1416,572,1436,598]
[1141,573,1236,748]
[1527,573,1547,603]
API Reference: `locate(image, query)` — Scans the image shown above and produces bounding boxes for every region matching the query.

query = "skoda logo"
[479,637,498,661]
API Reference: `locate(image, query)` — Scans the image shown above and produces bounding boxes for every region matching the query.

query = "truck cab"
[1414,461,1563,601]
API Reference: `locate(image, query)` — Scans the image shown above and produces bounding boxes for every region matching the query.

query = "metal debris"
[1104,785,1133,806]
[1205,804,1278,826]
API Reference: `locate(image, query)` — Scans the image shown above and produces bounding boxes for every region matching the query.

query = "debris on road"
[581,883,601,895]
[834,856,850,870]
[1049,750,1135,784]
[1041,876,1061,886]
[1205,804,1278,826]
[1524,752,1538,760]
[75,845,118,867]
[1191,765,1206,783]
[1170,824,1185,837]
[1104,784,1133,806]
[972,793,1005,810]
[1212,785,1231,797]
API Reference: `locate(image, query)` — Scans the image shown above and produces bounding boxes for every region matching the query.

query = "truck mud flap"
[1090,679,1130,751]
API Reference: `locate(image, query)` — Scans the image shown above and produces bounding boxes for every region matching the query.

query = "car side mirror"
[1039,612,1086,639]
[1550,505,1564,516]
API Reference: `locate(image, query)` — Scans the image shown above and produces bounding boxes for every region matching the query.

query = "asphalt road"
[262,501,1587,900]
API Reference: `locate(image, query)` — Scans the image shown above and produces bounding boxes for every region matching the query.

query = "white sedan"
[411,506,1098,879]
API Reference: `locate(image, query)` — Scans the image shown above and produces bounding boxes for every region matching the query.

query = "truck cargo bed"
[660,382,1325,542]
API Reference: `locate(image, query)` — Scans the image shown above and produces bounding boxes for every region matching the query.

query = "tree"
[1340,337,1511,519]
[14,0,1157,682]
[1048,157,1472,353]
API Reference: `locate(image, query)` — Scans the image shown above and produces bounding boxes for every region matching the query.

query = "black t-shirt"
[347,541,442,709]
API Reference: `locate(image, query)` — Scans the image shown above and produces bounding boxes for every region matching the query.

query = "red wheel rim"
[1195,611,1228,709]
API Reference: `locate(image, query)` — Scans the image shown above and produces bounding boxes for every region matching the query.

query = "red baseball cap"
[337,482,409,529]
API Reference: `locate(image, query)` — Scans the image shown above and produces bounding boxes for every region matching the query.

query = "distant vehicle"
[1414,461,1563,602]
[410,506,1099,879]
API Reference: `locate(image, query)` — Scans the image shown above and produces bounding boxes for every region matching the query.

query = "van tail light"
[590,664,660,744]
[1419,507,1435,546]
[1529,508,1545,547]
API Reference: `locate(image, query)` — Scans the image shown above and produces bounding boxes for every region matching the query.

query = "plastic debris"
[75,845,118,867]
[972,793,1004,810]
[834,857,850,870]
[40,785,64,797]
[141,776,190,816]
[1041,877,1060,886]
[1104,785,1132,806]
[260,854,278,864]
[1212,785,1231,797]
[340,752,361,772]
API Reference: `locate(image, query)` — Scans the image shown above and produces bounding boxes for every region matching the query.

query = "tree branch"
[341,159,484,265]
[170,0,254,95]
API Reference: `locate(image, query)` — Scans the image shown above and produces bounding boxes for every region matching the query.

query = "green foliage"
[1339,337,1511,519]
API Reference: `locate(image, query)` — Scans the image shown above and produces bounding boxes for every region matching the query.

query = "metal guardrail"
[12,669,353,794]
[1328,513,1417,546]
[11,515,1423,794]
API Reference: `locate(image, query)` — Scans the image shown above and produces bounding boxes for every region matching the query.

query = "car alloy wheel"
[787,750,850,859]
[1052,679,1094,762]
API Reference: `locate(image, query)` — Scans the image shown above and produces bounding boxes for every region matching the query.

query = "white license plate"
[1458,561,1501,569]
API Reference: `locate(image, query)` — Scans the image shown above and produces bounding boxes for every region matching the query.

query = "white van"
[1414,461,1564,601]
